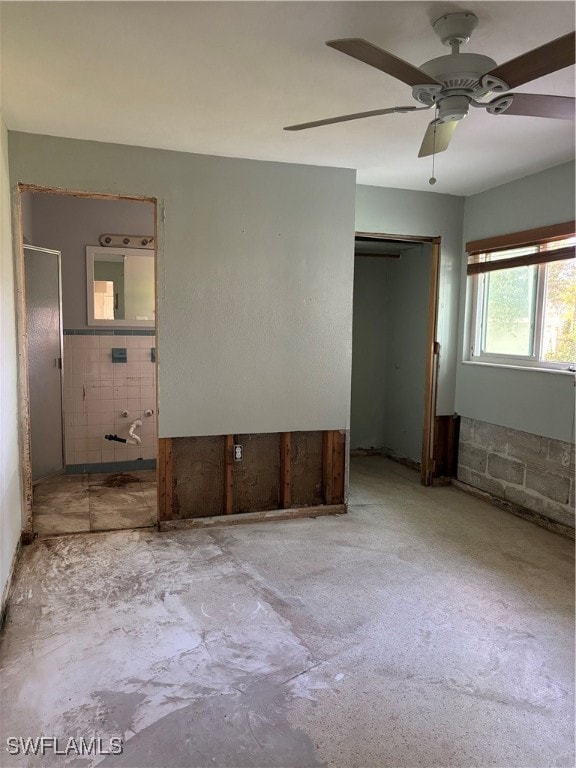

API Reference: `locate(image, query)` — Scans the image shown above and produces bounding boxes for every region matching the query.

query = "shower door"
[24,245,65,481]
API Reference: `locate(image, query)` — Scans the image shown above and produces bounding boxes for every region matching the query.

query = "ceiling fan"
[284,12,575,159]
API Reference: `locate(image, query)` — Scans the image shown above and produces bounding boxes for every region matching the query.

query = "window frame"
[466,222,576,372]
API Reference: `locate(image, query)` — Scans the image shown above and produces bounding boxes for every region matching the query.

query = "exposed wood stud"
[18,182,156,204]
[157,437,173,521]
[163,431,346,521]
[224,435,234,515]
[322,431,335,505]
[280,432,292,509]
[421,240,440,486]
[332,431,346,503]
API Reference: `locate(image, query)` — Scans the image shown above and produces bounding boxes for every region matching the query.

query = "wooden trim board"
[159,504,346,531]
[421,239,441,486]
[466,220,575,254]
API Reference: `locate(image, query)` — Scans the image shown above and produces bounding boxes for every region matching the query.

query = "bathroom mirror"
[86,246,155,327]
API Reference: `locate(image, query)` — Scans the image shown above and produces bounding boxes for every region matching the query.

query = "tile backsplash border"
[63,328,155,336]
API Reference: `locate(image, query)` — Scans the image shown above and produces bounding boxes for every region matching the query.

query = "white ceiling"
[1,1,574,196]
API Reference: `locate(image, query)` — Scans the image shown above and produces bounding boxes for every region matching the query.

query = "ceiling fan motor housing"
[413,52,499,118]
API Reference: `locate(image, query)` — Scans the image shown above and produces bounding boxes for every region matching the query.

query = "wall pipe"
[105,418,142,445]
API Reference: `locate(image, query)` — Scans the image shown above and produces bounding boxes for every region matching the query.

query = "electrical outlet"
[233,444,243,462]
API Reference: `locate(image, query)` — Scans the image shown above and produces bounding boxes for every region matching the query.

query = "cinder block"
[473,421,508,452]
[547,439,575,476]
[505,428,546,469]
[487,453,525,485]
[469,471,507,499]
[458,417,474,445]
[504,485,574,527]
[457,465,472,484]
[458,442,487,473]
[526,469,570,504]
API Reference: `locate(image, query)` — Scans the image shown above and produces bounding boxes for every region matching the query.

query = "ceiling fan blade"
[492,93,575,120]
[284,105,428,131]
[482,31,575,89]
[418,120,458,158]
[326,38,442,87]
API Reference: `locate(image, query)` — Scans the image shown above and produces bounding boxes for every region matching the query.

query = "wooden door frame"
[354,231,441,486]
[13,183,158,538]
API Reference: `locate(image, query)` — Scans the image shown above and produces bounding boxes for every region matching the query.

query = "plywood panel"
[332,430,346,504]
[280,432,291,509]
[233,433,280,514]
[291,431,323,507]
[224,434,234,514]
[322,431,335,504]
[433,414,460,479]
[172,436,224,518]
[157,437,173,520]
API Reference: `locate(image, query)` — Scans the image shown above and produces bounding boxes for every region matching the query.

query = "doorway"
[350,232,440,485]
[23,245,65,481]
[17,185,159,535]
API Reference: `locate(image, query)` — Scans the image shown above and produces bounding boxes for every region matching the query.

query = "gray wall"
[455,162,576,443]
[350,256,387,449]
[9,132,356,439]
[25,194,154,330]
[0,117,23,604]
[382,245,431,462]
[355,185,464,417]
[351,245,431,463]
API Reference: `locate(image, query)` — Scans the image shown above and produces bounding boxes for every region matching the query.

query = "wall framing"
[157,430,346,523]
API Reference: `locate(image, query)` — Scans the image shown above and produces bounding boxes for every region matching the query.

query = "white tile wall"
[63,334,157,466]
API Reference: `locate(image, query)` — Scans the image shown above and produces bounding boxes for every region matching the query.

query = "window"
[467,224,575,370]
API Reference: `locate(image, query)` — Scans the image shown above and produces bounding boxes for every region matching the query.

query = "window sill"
[462,360,575,376]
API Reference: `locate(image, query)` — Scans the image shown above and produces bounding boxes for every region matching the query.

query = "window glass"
[469,233,575,368]
[481,265,537,356]
[542,258,576,363]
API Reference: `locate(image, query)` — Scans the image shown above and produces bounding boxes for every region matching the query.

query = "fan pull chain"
[429,106,438,186]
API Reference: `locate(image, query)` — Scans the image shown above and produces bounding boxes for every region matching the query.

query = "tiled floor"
[32,470,157,535]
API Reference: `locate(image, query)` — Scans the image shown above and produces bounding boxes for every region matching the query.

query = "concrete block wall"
[457,417,575,528]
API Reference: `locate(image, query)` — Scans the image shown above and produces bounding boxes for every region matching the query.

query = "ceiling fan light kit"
[284,11,575,174]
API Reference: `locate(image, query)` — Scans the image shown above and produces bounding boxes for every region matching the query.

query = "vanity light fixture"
[99,234,155,249]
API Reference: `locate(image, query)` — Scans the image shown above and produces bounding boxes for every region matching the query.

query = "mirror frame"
[86,245,155,327]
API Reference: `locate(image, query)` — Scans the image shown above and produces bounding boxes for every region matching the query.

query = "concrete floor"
[32,470,157,535]
[1,457,574,768]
